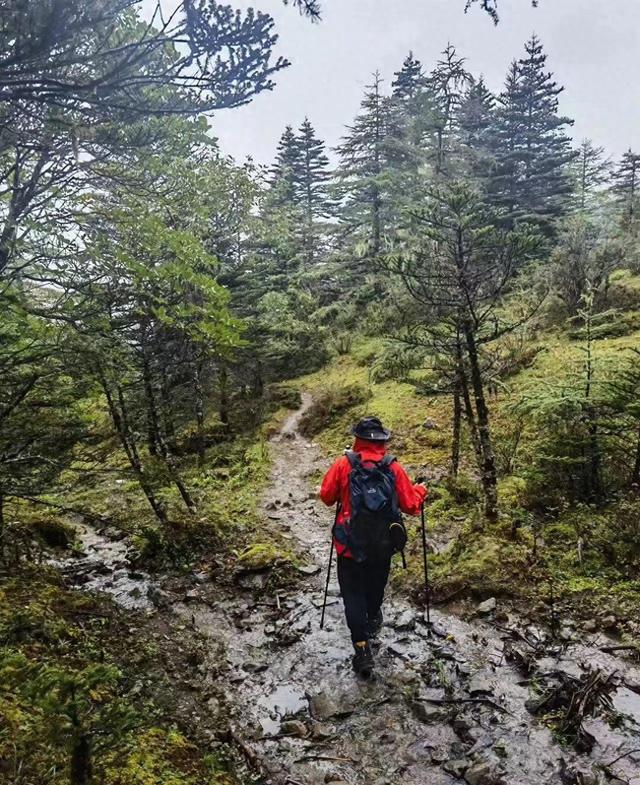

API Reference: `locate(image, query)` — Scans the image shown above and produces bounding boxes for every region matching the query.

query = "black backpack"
[343,450,407,563]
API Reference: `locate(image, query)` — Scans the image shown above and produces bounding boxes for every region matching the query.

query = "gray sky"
[145,0,640,166]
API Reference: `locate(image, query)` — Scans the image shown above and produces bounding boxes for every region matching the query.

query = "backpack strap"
[381,454,396,467]
[345,450,361,467]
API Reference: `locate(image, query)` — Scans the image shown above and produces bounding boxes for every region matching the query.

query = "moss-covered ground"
[0,565,243,785]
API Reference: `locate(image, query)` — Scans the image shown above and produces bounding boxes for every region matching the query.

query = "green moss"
[236,542,281,570]
[0,568,240,785]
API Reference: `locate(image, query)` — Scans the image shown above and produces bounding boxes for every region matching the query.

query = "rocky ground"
[59,397,640,785]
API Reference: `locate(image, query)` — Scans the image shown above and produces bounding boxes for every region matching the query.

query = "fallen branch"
[294,754,359,764]
[600,645,639,655]
[417,696,513,716]
[605,748,640,767]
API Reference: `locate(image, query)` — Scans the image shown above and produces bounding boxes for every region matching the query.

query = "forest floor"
[58,395,640,785]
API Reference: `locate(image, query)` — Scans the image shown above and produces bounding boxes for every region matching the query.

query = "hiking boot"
[352,641,374,677]
[368,609,383,639]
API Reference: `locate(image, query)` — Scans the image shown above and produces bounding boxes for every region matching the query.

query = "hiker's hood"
[352,437,387,460]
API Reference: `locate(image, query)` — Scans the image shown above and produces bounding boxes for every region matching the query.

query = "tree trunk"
[462,323,498,521]
[450,382,461,477]
[99,375,167,524]
[631,423,640,489]
[219,362,229,427]
[160,368,176,451]
[456,348,483,471]
[192,361,206,468]
[70,735,91,785]
[0,490,4,558]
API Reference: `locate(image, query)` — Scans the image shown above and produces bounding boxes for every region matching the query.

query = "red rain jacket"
[320,438,428,558]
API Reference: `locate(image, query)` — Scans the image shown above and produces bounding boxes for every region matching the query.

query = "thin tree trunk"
[451,381,461,477]
[219,362,229,427]
[0,490,4,558]
[631,423,640,489]
[140,329,196,513]
[192,361,206,468]
[456,345,483,470]
[463,323,498,521]
[100,376,167,524]
[160,368,176,450]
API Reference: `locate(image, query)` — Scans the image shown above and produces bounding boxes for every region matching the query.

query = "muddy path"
[61,396,640,785]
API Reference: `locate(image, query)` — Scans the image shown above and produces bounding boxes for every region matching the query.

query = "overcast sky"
[144,0,640,166]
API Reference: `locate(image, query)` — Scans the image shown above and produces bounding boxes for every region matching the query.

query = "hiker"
[319,416,427,676]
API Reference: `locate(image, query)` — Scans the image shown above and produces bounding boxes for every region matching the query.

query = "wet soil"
[61,396,640,785]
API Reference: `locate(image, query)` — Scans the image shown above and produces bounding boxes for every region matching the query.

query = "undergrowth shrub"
[298,384,368,438]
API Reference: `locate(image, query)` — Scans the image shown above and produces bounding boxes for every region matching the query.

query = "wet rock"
[443,758,471,778]
[601,614,618,630]
[468,671,493,695]
[308,690,355,721]
[464,761,503,785]
[414,701,447,723]
[477,598,497,614]
[395,609,417,630]
[103,526,126,541]
[296,563,321,575]
[147,585,172,608]
[184,588,201,601]
[192,571,209,584]
[280,719,308,737]
[311,722,334,740]
[583,619,597,632]
[236,571,270,591]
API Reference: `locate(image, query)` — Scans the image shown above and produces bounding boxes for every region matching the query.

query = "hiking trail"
[61,396,640,785]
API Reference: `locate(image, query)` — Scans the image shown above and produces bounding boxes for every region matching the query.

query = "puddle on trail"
[55,398,640,785]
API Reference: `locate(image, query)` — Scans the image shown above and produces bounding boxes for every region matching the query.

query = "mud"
[62,396,640,785]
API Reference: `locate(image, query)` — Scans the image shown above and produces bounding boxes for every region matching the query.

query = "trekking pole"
[421,500,431,628]
[320,502,340,629]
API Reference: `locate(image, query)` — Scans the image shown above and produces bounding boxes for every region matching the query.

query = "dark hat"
[351,416,391,442]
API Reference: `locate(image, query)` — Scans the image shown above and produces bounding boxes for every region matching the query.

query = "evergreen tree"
[270,125,301,205]
[335,72,392,256]
[391,52,425,100]
[611,149,640,226]
[426,44,473,175]
[569,139,611,214]
[296,118,331,220]
[491,36,576,233]
[458,76,497,184]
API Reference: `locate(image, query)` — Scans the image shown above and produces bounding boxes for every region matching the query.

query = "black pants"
[337,554,391,643]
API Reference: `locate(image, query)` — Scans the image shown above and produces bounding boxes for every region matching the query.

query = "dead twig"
[417,696,513,716]
[605,748,640,767]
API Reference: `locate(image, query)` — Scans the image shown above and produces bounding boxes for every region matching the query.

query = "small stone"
[583,619,597,632]
[601,614,617,630]
[280,719,308,737]
[311,723,334,740]
[414,702,447,723]
[443,758,470,778]
[465,761,500,785]
[395,610,417,630]
[309,690,355,721]
[468,671,493,695]
[477,598,497,614]
[422,419,439,430]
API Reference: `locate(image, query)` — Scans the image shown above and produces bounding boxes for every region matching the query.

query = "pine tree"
[391,52,425,100]
[611,149,640,226]
[491,36,576,233]
[295,118,331,222]
[569,139,611,214]
[270,125,301,204]
[458,76,496,183]
[426,44,473,175]
[335,72,392,256]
